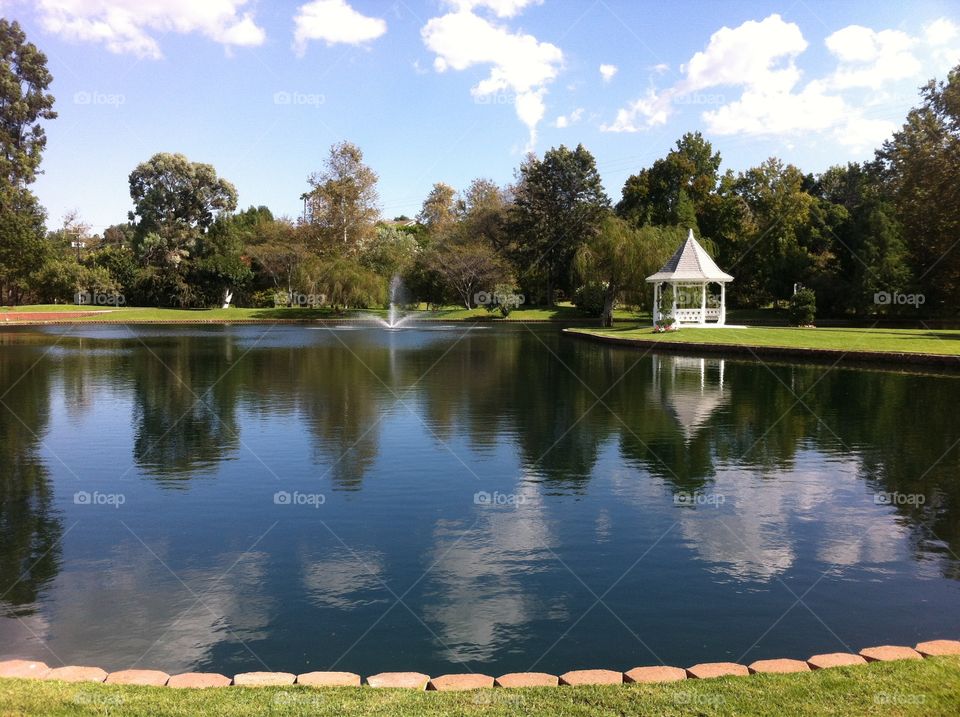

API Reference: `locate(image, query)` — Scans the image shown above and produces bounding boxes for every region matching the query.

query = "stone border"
[565,329,960,370]
[1,639,956,691]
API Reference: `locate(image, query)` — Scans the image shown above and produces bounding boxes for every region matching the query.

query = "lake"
[0,323,958,677]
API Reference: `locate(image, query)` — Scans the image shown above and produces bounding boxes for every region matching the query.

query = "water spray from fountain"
[381,274,412,330]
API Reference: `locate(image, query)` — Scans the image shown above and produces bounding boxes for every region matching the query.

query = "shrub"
[573,282,606,317]
[789,287,816,326]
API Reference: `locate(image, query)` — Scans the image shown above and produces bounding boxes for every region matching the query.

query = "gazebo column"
[652,283,660,326]
[700,282,707,325]
[720,283,726,325]
[670,283,677,321]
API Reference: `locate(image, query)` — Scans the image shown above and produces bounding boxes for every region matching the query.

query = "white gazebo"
[646,229,733,326]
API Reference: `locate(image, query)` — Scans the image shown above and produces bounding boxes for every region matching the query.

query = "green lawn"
[569,325,960,357]
[0,304,641,323]
[0,658,957,716]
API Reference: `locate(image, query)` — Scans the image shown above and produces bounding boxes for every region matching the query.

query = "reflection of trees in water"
[5,327,958,577]
[130,334,244,482]
[292,339,389,491]
[0,347,63,616]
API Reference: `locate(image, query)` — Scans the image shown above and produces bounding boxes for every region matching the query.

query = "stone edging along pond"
[0,640,957,691]
[566,329,960,369]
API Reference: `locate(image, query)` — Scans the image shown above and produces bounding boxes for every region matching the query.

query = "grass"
[0,304,641,323]
[0,658,957,716]
[569,324,960,357]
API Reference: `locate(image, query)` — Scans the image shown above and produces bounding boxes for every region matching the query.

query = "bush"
[789,287,816,326]
[573,282,606,317]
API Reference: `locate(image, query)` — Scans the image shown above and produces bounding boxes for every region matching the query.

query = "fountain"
[380,275,413,330]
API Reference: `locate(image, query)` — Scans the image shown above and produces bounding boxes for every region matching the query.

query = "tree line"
[2,18,958,321]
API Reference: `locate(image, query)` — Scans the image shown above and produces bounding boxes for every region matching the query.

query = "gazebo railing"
[674,307,722,323]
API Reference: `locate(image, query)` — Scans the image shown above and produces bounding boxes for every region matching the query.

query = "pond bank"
[0,652,957,716]
[566,326,960,368]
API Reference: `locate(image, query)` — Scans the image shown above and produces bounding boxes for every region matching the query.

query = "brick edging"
[1,639,956,691]
[565,329,960,369]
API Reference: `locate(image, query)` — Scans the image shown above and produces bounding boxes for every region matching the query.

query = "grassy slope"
[569,325,960,357]
[0,658,957,716]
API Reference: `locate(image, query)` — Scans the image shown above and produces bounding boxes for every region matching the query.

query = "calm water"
[1,323,958,676]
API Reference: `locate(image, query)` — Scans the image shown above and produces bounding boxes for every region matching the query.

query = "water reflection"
[0,325,958,673]
[0,344,63,617]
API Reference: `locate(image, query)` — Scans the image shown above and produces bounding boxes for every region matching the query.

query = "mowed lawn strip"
[0,657,957,716]
[0,304,624,323]
[569,325,960,357]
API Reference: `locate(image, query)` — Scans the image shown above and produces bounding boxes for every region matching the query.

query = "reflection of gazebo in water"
[647,229,733,326]
[652,355,727,442]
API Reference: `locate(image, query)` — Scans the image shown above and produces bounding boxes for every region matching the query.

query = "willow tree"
[575,215,680,327]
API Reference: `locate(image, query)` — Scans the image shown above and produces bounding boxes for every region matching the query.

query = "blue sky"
[4,0,959,233]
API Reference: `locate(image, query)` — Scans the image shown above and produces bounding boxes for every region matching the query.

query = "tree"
[128,152,238,249]
[576,216,681,326]
[429,241,512,309]
[417,182,458,237]
[511,144,610,304]
[0,19,57,188]
[126,153,238,306]
[0,20,56,304]
[810,163,911,314]
[729,158,815,306]
[245,218,312,298]
[617,132,721,230]
[879,64,960,311]
[459,178,510,252]
[360,225,419,279]
[0,186,49,304]
[305,141,379,252]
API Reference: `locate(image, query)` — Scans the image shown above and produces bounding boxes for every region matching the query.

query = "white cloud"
[603,13,908,150]
[422,6,563,149]
[293,0,387,54]
[599,63,618,83]
[604,14,807,132]
[683,14,807,92]
[925,17,958,46]
[825,25,920,89]
[34,0,265,59]
[445,0,543,18]
[925,17,960,74]
[553,107,583,128]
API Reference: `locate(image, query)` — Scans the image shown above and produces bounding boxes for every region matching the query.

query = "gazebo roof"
[646,229,733,283]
